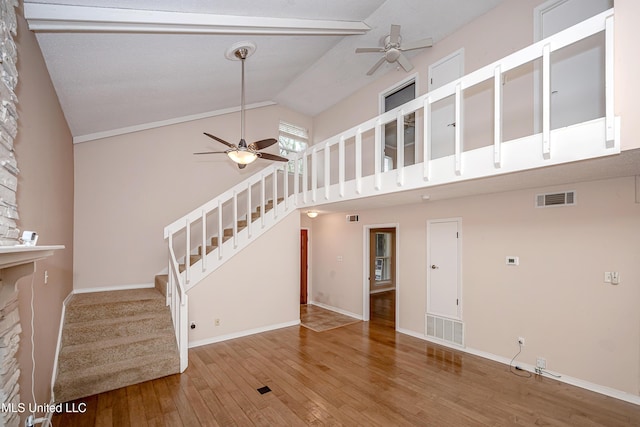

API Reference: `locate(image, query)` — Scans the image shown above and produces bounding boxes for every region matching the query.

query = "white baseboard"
[308,301,362,320]
[73,283,155,294]
[397,328,640,406]
[188,320,300,349]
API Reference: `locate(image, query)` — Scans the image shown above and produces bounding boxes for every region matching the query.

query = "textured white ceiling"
[25,0,505,141]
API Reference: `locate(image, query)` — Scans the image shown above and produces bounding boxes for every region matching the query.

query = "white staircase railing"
[163,161,296,372]
[163,9,617,373]
[292,9,616,209]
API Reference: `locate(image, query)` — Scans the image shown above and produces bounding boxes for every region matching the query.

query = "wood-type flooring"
[52,291,640,426]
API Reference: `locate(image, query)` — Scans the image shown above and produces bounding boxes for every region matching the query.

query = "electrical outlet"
[215,318,220,326]
[536,357,546,369]
[518,337,525,346]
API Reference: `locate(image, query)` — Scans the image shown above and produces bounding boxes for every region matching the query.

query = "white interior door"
[427,219,461,320]
[534,0,612,131]
[428,50,463,159]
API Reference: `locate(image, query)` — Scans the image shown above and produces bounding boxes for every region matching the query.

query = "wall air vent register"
[536,191,576,208]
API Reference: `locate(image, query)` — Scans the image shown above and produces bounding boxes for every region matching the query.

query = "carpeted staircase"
[53,288,180,403]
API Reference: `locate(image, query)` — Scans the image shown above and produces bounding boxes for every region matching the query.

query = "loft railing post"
[324,145,330,200]
[302,152,308,204]
[423,97,431,181]
[339,136,345,197]
[454,82,463,175]
[605,14,615,148]
[311,148,318,202]
[542,43,551,159]
[374,120,382,190]
[355,130,362,194]
[179,293,188,372]
[396,110,405,186]
[494,65,503,168]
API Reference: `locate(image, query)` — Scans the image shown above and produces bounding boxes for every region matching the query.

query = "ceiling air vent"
[536,191,576,208]
[346,214,359,222]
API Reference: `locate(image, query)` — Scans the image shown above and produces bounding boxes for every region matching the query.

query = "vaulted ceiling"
[24,0,505,142]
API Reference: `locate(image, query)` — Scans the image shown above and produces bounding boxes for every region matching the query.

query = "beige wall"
[73,105,311,290]
[187,211,300,343]
[14,8,74,414]
[309,176,640,395]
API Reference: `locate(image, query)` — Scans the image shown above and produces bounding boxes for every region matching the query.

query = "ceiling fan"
[195,42,288,169]
[355,24,433,76]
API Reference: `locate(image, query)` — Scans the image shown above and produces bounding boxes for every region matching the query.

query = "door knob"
[431,265,439,269]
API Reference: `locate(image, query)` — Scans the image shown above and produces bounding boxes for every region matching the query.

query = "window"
[278,121,308,173]
[382,80,416,171]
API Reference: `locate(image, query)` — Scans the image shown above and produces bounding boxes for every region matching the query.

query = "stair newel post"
[185,218,191,285]
[246,182,252,238]
[272,166,278,219]
[179,292,188,372]
[233,190,238,249]
[217,199,223,260]
[201,209,207,272]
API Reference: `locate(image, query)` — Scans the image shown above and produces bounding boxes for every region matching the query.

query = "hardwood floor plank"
[52,294,640,426]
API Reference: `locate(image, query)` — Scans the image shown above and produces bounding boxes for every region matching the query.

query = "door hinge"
[456,232,459,238]
[456,299,459,306]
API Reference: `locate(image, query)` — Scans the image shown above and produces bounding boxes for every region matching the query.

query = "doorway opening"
[367,227,397,328]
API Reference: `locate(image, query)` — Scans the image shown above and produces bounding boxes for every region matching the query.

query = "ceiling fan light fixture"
[227,149,258,165]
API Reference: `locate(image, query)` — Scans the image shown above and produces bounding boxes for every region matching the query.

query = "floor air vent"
[536,190,576,208]
[426,314,464,347]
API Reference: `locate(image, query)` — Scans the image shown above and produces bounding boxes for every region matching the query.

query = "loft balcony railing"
[292,8,616,208]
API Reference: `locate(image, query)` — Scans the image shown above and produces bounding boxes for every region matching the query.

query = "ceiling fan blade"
[367,56,387,76]
[258,152,289,162]
[400,37,433,51]
[248,138,277,151]
[389,24,401,45]
[193,151,228,155]
[396,53,414,73]
[355,47,384,54]
[204,132,235,149]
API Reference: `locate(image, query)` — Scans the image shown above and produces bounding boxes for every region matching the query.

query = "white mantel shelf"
[0,245,64,270]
